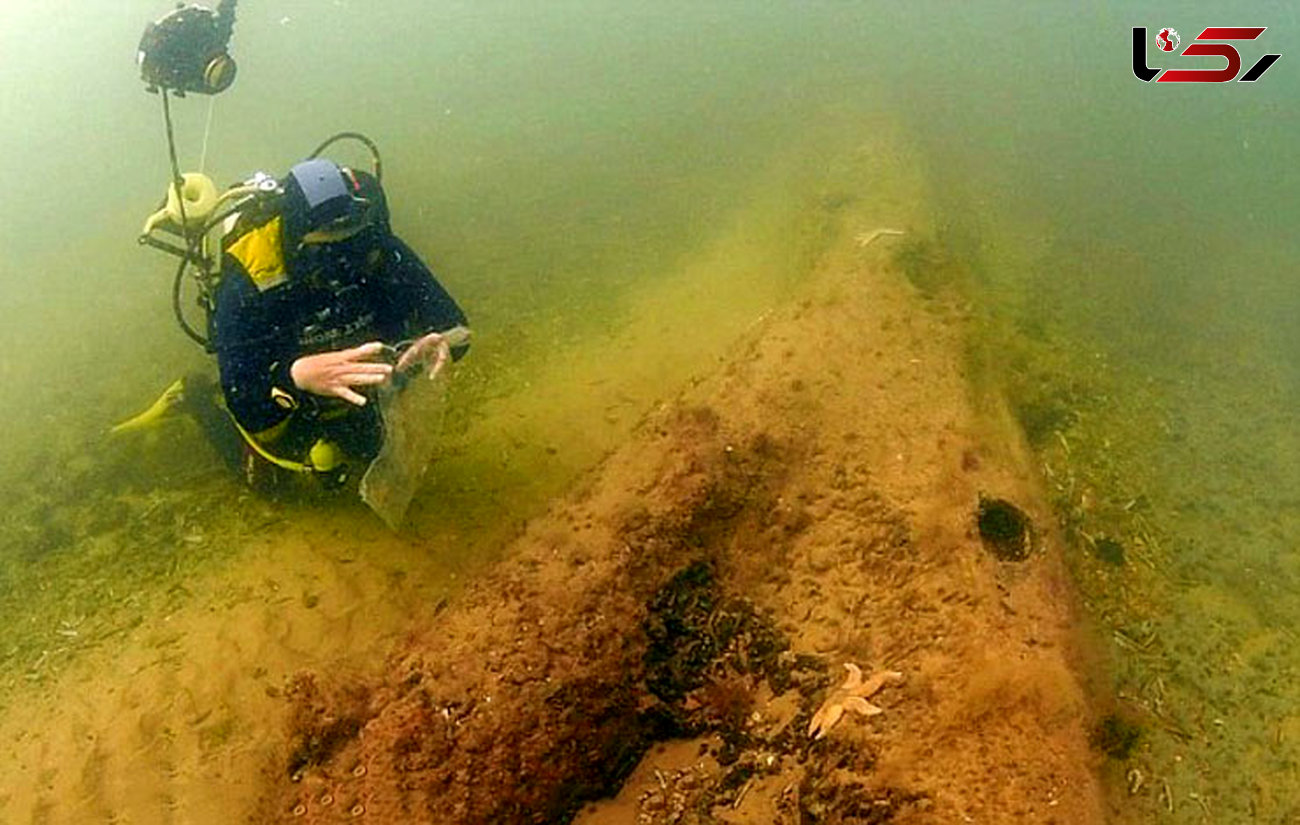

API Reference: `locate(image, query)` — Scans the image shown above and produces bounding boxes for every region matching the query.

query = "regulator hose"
[309,132,384,183]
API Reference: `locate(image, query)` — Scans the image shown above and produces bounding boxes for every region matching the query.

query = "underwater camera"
[137,1,238,96]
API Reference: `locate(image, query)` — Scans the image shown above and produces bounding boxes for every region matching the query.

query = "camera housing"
[137,4,237,96]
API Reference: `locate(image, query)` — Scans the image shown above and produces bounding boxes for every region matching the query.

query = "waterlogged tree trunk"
[257,238,1106,824]
[260,406,798,824]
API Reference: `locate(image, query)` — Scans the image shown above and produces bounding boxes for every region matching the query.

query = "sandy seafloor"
[0,129,1111,824]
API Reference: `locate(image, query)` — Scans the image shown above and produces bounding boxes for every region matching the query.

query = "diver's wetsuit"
[210,211,468,472]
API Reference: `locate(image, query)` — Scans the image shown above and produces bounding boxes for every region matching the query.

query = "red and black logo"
[1133,26,1280,82]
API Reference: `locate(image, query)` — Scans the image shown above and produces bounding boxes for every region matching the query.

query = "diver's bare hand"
[395,331,452,379]
[290,341,393,406]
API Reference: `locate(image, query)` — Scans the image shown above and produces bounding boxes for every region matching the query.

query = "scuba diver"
[119,1,471,506]
[123,157,470,492]
[209,157,470,489]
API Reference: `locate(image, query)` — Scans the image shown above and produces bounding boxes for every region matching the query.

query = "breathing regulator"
[135,2,382,350]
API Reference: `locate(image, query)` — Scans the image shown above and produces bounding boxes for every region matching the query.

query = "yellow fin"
[110,379,186,434]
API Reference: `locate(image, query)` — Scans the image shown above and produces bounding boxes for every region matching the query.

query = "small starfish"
[807,663,903,740]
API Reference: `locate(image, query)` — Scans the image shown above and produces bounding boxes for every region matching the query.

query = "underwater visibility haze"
[0,1,1298,821]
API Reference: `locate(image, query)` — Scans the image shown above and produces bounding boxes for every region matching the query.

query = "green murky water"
[0,1,1296,821]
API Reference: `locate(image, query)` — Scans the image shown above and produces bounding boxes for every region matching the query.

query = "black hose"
[161,88,211,346]
[309,132,383,182]
[172,200,256,351]
[172,252,209,347]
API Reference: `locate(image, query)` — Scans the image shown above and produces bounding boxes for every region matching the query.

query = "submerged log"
[257,237,1105,824]
[264,404,802,823]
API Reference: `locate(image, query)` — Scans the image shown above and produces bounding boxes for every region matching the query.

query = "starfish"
[807,663,903,740]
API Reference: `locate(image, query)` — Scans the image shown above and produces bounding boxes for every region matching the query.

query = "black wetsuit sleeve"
[210,266,303,433]
[381,237,471,360]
